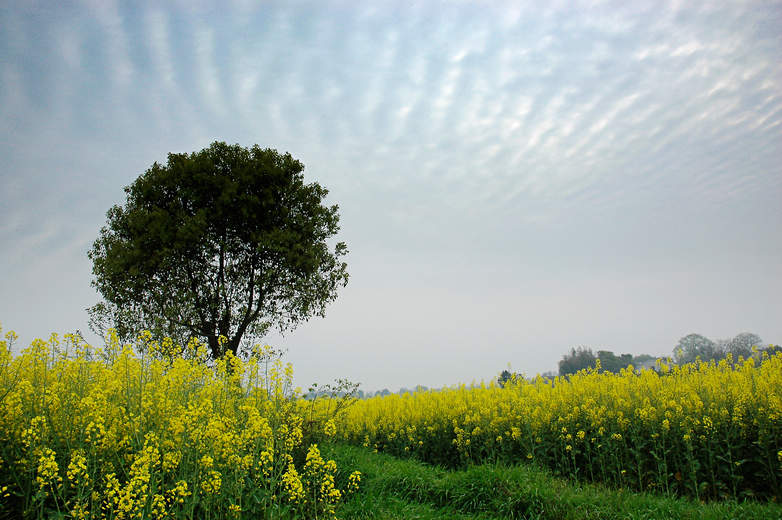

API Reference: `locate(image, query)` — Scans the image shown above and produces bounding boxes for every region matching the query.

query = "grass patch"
[327,444,782,520]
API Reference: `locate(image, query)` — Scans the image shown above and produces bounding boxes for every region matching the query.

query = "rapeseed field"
[0,327,359,519]
[333,353,782,501]
[1,324,780,519]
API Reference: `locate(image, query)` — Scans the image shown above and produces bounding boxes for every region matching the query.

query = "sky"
[1,0,781,392]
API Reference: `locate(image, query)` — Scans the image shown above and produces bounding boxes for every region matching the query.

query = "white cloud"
[145,8,176,89]
[86,0,134,89]
[193,24,224,117]
[670,41,702,57]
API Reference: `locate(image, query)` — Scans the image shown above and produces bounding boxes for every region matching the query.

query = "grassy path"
[327,444,782,520]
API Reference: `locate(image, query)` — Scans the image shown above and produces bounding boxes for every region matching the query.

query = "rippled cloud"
[1,0,780,386]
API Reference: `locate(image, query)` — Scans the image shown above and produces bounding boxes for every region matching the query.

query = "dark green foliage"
[89,142,348,358]
[596,350,633,373]
[559,347,596,376]
[559,349,641,377]
[497,370,515,387]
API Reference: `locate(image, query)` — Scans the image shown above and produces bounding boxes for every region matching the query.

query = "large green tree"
[89,142,348,359]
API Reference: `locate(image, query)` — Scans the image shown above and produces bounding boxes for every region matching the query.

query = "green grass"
[326,444,782,520]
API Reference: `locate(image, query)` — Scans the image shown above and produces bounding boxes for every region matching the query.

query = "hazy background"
[1,0,780,392]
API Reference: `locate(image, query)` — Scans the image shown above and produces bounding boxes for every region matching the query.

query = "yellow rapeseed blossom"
[282,463,305,503]
[67,450,90,488]
[22,416,47,448]
[150,493,166,519]
[36,448,61,493]
[167,480,191,505]
[69,502,89,520]
[347,471,362,493]
[200,470,222,495]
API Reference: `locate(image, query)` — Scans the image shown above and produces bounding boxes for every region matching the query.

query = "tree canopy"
[596,350,634,373]
[725,332,763,359]
[558,347,596,376]
[89,142,348,359]
[673,333,718,364]
[558,347,639,376]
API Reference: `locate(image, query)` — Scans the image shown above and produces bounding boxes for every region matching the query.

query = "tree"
[596,350,633,373]
[89,142,348,359]
[673,333,717,364]
[497,369,513,387]
[558,347,596,376]
[725,332,763,359]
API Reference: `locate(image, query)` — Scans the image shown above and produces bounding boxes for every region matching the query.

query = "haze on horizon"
[1,0,780,393]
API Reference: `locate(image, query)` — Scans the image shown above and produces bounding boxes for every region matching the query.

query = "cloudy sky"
[1,0,781,392]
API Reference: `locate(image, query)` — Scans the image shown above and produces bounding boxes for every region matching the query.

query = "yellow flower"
[22,416,47,448]
[282,464,305,503]
[69,502,89,520]
[323,419,337,437]
[67,451,90,488]
[167,480,191,505]
[347,471,361,493]
[162,450,181,473]
[36,448,62,492]
[200,470,222,495]
[150,493,166,518]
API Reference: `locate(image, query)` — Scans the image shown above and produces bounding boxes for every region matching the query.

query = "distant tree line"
[551,331,777,378]
[349,386,432,399]
[365,332,779,393]
[557,348,655,376]
[672,332,776,364]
